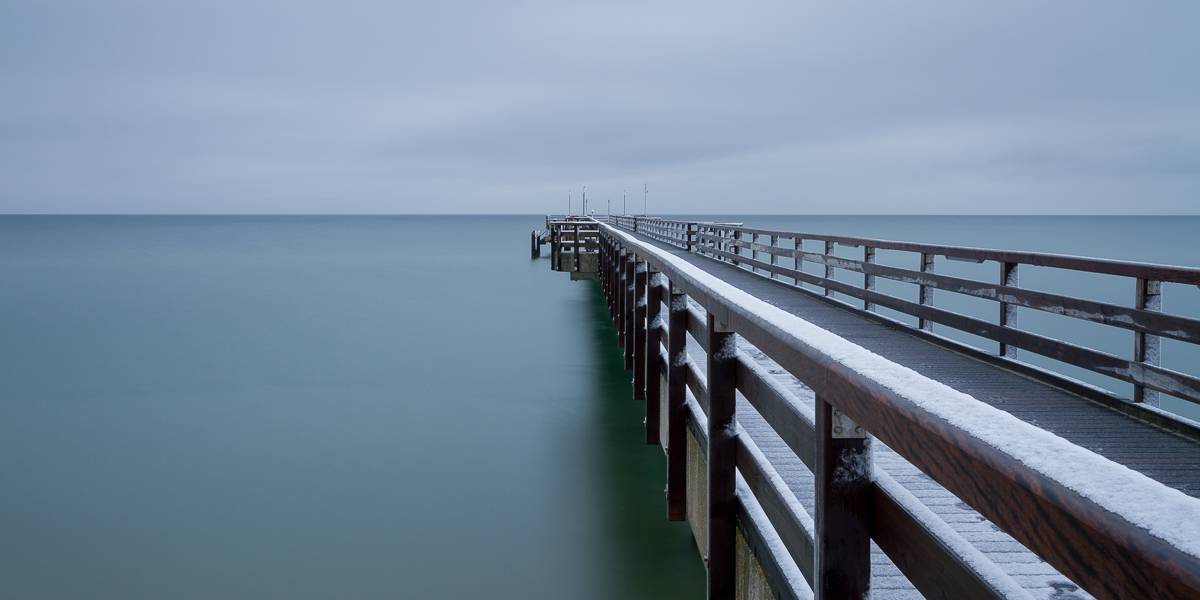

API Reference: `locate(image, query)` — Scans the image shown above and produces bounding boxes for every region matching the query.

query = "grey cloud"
[1,0,1197,213]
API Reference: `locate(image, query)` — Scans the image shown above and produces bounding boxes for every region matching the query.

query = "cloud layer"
[2,1,1197,214]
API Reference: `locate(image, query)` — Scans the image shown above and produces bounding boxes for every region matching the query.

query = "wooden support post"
[999,262,1019,358]
[731,230,741,267]
[815,395,872,600]
[624,251,636,369]
[617,248,626,339]
[1135,278,1162,406]
[645,266,662,444]
[610,240,618,325]
[573,224,580,272]
[919,253,935,331]
[824,241,836,297]
[751,233,759,273]
[864,246,876,312]
[633,258,648,400]
[770,235,779,279]
[602,237,610,301]
[551,227,559,270]
[666,282,688,521]
[794,237,804,288]
[706,312,737,600]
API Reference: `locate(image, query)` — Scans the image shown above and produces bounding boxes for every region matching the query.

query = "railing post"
[731,230,741,267]
[573,224,580,272]
[624,251,636,369]
[770,235,779,279]
[999,262,1019,357]
[815,395,872,600]
[633,258,648,400]
[794,237,804,288]
[604,236,611,296]
[919,252,935,331]
[666,282,688,521]
[617,248,627,340]
[551,226,559,270]
[707,312,737,600]
[864,246,876,312]
[599,233,605,291]
[824,240,836,297]
[1134,278,1162,406]
[606,238,615,320]
[688,223,697,252]
[610,240,619,327]
[751,232,759,273]
[645,266,662,445]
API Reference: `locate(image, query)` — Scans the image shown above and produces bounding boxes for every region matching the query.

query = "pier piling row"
[543,214,1200,600]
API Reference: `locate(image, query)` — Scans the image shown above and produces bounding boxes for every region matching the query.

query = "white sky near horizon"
[1,1,1197,215]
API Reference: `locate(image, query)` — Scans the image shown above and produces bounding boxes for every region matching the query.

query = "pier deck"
[641,228,1200,500]
[540,215,1200,600]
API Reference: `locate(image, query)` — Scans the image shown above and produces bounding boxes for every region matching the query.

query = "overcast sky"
[1,1,1197,214]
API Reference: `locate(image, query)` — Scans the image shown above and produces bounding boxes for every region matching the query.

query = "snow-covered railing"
[595,219,1200,600]
[605,217,1200,428]
[544,216,601,274]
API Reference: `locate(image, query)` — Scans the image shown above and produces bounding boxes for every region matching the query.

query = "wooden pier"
[538,215,1200,600]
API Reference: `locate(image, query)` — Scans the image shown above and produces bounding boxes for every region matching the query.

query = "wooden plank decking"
[543,215,1200,599]
[631,227,1200,599]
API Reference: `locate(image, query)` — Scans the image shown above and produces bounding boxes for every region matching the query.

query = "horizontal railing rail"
[602,216,1200,410]
[587,217,1200,600]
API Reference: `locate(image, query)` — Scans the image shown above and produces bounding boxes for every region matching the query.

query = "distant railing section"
[585,218,1200,600]
[603,216,1200,410]
[545,216,600,273]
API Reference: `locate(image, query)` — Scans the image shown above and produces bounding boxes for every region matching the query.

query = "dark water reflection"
[0,216,703,599]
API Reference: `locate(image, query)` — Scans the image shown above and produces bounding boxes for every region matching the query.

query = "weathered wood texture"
[707,313,739,599]
[634,259,648,400]
[666,283,689,522]
[814,396,871,599]
[645,266,663,444]
[593,219,1200,600]
[590,216,1200,408]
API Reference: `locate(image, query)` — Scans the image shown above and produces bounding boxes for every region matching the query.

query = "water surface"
[0,215,705,599]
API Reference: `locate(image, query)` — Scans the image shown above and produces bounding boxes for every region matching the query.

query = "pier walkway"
[537,216,1200,600]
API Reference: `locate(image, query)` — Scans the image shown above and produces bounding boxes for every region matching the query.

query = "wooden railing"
[545,216,600,273]
[600,216,1200,414]
[591,218,1200,600]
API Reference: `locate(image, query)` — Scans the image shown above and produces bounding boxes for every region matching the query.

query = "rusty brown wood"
[735,355,815,470]
[616,248,626,341]
[710,240,1200,344]
[707,312,738,600]
[634,259,648,400]
[598,223,1200,600]
[690,224,1200,284]
[919,252,935,331]
[646,265,663,444]
[735,430,816,587]
[1135,278,1163,406]
[814,395,871,599]
[697,245,1200,405]
[1000,261,1019,358]
[624,252,635,368]
[666,281,688,521]
[871,481,1007,600]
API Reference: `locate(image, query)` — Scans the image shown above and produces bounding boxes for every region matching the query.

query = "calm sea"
[1,215,1197,598]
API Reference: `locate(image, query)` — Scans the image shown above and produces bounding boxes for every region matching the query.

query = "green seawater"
[0,216,705,599]
[2,214,1198,598]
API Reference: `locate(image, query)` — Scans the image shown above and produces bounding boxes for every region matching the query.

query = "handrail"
[591,218,1200,599]
[603,216,1200,409]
